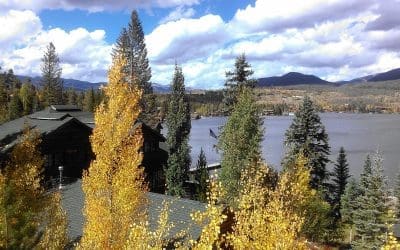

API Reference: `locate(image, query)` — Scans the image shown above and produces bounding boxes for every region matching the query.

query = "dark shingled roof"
[60,180,206,243]
[0,107,92,154]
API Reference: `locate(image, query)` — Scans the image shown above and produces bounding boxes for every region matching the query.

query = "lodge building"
[0,105,168,193]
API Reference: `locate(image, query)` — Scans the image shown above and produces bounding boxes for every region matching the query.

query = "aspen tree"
[78,56,147,249]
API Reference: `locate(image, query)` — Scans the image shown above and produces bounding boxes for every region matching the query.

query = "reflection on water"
[187,113,400,185]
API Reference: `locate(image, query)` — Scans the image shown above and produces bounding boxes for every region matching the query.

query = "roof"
[60,180,206,243]
[0,106,166,153]
[0,107,94,154]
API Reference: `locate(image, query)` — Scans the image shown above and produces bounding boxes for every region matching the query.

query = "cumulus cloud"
[2,0,400,88]
[0,10,42,48]
[0,0,200,13]
[146,14,229,64]
[230,0,375,34]
[0,10,112,82]
[160,6,196,23]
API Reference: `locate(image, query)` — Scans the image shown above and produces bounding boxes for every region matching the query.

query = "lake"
[188,113,400,185]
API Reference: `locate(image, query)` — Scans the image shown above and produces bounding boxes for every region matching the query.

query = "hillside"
[368,68,400,82]
[257,72,331,87]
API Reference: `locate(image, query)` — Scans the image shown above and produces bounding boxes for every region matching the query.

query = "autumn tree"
[223,53,257,113]
[8,90,23,120]
[78,56,147,249]
[218,87,263,206]
[165,64,191,196]
[41,42,63,106]
[0,127,67,249]
[19,82,35,115]
[283,96,330,191]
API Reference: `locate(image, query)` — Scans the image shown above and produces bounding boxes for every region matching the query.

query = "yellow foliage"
[382,210,400,250]
[0,127,67,249]
[190,181,227,250]
[227,156,311,249]
[78,55,147,249]
[37,192,69,249]
[125,201,176,249]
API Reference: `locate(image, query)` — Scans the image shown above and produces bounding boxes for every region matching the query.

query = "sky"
[1,0,400,89]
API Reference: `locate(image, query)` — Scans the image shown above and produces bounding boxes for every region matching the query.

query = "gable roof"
[0,106,94,154]
[60,180,206,243]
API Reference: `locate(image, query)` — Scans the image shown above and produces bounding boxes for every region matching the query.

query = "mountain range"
[16,67,400,91]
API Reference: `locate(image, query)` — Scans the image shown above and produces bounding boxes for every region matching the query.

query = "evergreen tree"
[41,42,63,106]
[66,88,77,105]
[223,53,256,113]
[353,152,389,249]
[78,56,147,249]
[283,96,330,190]
[340,178,361,243]
[331,146,351,221]
[218,87,263,206]
[83,88,95,112]
[8,90,23,120]
[165,64,191,196]
[0,80,9,123]
[113,10,158,127]
[195,148,209,202]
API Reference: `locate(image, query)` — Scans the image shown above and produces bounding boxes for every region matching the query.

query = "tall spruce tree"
[340,178,361,243]
[165,64,191,196]
[283,96,330,190]
[331,146,351,221]
[218,86,263,206]
[41,42,63,106]
[352,152,389,249]
[195,148,209,202]
[112,10,158,127]
[223,53,257,113]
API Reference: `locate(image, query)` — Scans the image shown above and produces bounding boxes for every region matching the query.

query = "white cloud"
[0,10,42,48]
[160,6,196,23]
[0,0,200,13]
[0,10,112,82]
[146,14,229,64]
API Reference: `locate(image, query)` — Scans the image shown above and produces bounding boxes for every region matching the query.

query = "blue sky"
[1,0,400,89]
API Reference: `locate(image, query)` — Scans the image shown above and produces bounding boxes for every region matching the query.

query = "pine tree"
[78,56,147,249]
[331,146,351,221]
[113,10,157,127]
[83,88,95,112]
[165,64,191,196]
[41,42,63,106]
[195,148,209,202]
[223,53,257,113]
[0,80,8,123]
[0,127,67,249]
[340,178,361,243]
[66,88,77,105]
[283,96,330,190]
[352,152,389,249]
[8,90,23,120]
[218,87,263,206]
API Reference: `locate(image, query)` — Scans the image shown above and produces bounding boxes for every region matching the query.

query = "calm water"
[188,113,400,185]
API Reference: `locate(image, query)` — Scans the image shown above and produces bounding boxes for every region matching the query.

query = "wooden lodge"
[0,105,168,193]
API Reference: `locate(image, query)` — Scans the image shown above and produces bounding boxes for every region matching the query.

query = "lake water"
[188,113,400,185]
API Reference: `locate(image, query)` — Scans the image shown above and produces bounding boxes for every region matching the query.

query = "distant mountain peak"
[257,71,331,87]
